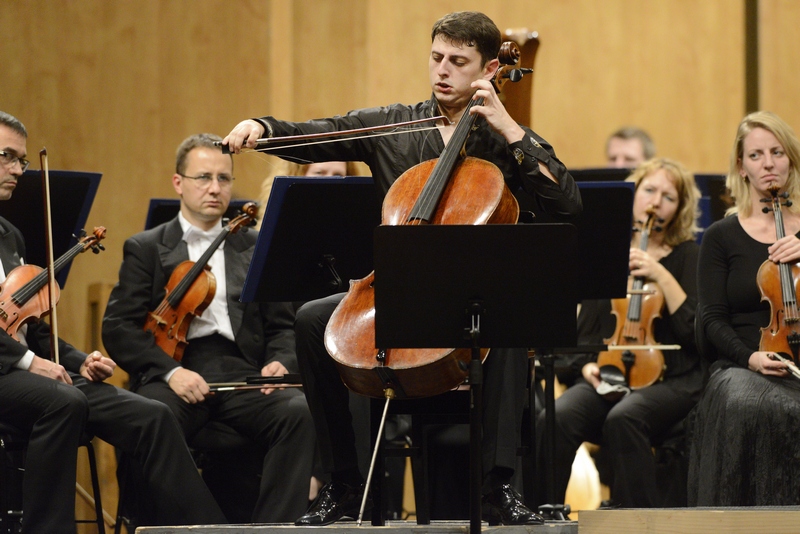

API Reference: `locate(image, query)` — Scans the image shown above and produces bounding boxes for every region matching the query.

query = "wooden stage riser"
[137,521,578,534]
[137,508,800,533]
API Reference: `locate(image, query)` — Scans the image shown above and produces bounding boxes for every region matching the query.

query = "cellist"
[538,158,704,509]
[224,11,580,526]
[102,133,315,523]
[0,113,226,532]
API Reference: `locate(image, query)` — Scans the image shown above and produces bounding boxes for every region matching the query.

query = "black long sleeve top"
[254,96,581,219]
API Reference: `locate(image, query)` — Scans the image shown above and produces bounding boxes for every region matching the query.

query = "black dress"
[689,214,800,505]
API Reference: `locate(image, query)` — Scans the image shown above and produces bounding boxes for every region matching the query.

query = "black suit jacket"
[0,216,87,375]
[102,216,296,388]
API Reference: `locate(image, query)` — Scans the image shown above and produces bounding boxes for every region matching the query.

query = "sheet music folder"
[374,223,579,349]
[0,169,101,287]
[517,181,634,301]
[143,198,252,231]
[241,176,380,303]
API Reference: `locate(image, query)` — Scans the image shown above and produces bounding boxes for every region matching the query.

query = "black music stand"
[374,223,578,534]
[143,198,253,230]
[539,181,633,518]
[241,176,380,303]
[0,169,101,287]
[515,181,633,518]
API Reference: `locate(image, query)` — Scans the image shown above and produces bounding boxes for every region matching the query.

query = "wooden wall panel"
[760,0,800,129]
[528,0,745,172]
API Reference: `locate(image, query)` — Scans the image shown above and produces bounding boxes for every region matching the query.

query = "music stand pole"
[467,302,484,534]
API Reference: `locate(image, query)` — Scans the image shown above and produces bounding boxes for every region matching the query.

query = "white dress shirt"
[177,212,236,342]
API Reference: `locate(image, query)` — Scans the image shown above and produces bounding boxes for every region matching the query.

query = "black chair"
[370,358,538,525]
[0,422,105,534]
[370,389,470,525]
[114,420,263,532]
[189,421,265,523]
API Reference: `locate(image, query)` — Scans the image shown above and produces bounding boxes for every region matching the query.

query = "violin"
[596,207,667,389]
[0,227,106,340]
[323,42,525,400]
[144,202,258,362]
[758,185,800,364]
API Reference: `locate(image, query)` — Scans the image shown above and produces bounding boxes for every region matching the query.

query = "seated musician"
[223,11,581,526]
[101,133,316,523]
[689,111,800,505]
[605,127,656,169]
[0,113,226,532]
[539,158,704,508]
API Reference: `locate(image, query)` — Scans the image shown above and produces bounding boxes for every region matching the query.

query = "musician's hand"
[468,80,556,183]
[222,119,266,154]
[168,368,210,404]
[260,361,289,395]
[582,362,601,389]
[469,79,523,143]
[749,351,790,377]
[768,234,800,264]
[29,355,72,385]
[79,351,116,382]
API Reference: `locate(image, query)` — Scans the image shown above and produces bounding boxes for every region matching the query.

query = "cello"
[0,227,106,340]
[323,43,525,400]
[758,185,800,365]
[596,207,669,389]
[143,202,257,361]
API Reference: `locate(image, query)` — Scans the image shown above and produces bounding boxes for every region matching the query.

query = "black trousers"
[538,379,695,507]
[295,293,529,488]
[136,335,316,523]
[0,370,225,534]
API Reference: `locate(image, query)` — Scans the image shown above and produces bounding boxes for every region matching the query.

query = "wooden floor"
[579,508,800,533]
[136,508,800,534]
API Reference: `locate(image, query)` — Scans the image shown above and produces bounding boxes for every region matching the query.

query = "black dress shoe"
[295,481,371,526]
[482,483,544,526]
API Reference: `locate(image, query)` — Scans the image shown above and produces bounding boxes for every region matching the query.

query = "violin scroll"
[225,202,258,234]
[76,226,107,254]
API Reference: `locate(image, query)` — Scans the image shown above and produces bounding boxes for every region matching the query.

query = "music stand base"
[538,503,571,521]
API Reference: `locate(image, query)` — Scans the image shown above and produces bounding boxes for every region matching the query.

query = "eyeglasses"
[0,150,30,173]
[178,173,235,187]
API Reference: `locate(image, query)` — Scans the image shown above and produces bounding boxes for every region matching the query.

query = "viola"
[596,207,667,389]
[143,202,258,362]
[758,185,800,364]
[323,43,525,400]
[0,227,106,340]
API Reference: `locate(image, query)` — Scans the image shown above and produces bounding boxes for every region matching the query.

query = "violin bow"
[217,116,446,154]
[39,148,60,365]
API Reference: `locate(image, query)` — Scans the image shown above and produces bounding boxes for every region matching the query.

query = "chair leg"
[84,441,106,532]
[74,441,107,532]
